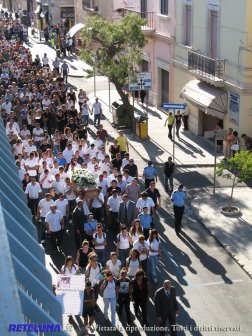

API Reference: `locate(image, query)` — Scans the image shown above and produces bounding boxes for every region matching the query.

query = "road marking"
[189,279,244,288]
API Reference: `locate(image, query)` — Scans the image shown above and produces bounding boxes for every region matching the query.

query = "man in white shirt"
[25,176,41,218]
[63,143,74,164]
[24,139,37,156]
[2,98,12,115]
[92,97,102,127]
[136,191,155,216]
[64,177,77,214]
[24,152,39,177]
[86,143,97,159]
[45,205,64,252]
[52,173,65,196]
[91,187,104,222]
[42,53,49,67]
[42,95,51,109]
[38,193,55,244]
[96,174,108,196]
[39,169,54,197]
[55,193,69,226]
[33,123,44,146]
[99,155,112,175]
[107,189,122,234]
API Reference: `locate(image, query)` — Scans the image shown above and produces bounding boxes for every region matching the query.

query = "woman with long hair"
[61,255,79,275]
[147,229,161,284]
[131,269,150,326]
[129,219,143,242]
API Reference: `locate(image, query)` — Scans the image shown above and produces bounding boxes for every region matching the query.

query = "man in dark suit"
[154,280,179,336]
[119,194,136,228]
[72,199,86,249]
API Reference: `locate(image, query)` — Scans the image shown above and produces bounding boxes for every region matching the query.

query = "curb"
[191,203,252,280]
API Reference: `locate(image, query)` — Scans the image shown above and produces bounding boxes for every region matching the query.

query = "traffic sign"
[163,103,187,110]
[129,72,152,91]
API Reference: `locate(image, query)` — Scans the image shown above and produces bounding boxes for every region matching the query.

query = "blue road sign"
[163,103,187,110]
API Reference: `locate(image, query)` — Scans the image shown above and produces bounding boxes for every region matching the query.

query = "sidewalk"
[192,188,252,278]
[89,89,222,167]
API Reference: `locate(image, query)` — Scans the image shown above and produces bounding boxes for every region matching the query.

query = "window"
[208,10,218,58]
[82,0,95,10]
[184,4,192,46]
[160,0,168,15]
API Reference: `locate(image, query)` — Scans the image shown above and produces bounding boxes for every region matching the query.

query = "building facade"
[121,0,176,108]
[173,0,252,137]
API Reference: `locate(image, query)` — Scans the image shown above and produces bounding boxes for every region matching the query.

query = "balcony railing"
[124,9,154,30]
[188,50,225,80]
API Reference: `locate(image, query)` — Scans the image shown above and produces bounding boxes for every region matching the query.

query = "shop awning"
[34,5,41,14]
[180,80,227,119]
[67,23,85,38]
[40,10,48,18]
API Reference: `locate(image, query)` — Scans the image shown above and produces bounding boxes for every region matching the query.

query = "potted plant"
[216,151,252,216]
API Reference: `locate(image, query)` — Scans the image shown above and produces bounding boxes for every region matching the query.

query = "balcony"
[123,9,155,34]
[188,50,225,86]
[82,0,99,14]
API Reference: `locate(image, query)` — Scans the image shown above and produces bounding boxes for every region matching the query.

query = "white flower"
[70,169,96,188]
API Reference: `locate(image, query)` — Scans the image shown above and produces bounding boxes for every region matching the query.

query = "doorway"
[161,69,169,105]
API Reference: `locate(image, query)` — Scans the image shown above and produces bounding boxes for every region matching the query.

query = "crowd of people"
[0,13,180,335]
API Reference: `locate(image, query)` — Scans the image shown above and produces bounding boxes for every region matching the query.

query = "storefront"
[60,7,75,29]
[180,79,227,136]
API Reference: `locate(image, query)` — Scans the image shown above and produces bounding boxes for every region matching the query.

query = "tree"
[81,13,147,129]
[216,151,252,211]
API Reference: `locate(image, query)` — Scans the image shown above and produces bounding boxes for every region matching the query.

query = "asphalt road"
[26,39,252,336]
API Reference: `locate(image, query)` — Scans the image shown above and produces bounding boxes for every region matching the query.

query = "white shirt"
[122,158,129,168]
[64,184,76,201]
[117,233,130,249]
[92,139,103,149]
[136,197,155,214]
[62,148,74,163]
[147,238,160,256]
[39,173,54,189]
[38,199,54,217]
[103,279,116,299]
[133,240,149,261]
[25,158,38,177]
[92,101,102,115]
[106,259,122,277]
[25,182,41,199]
[88,264,102,286]
[18,168,26,181]
[33,128,44,142]
[42,56,49,65]
[86,147,97,159]
[45,210,63,232]
[61,264,78,275]
[52,179,64,194]
[127,257,140,277]
[24,145,37,155]
[93,232,106,250]
[91,192,104,208]
[99,161,111,174]
[55,198,68,216]
[95,178,108,195]
[107,195,121,212]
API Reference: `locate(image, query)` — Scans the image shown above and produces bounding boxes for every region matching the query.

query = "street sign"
[163,103,187,110]
[129,72,152,91]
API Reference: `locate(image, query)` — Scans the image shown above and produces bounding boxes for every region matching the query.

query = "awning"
[40,10,48,18]
[180,80,227,119]
[67,23,85,38]
[34,5,41,14]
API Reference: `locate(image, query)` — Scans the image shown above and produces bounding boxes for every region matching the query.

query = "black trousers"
[133,297,148,323]
[168,125,173,139]
[117,295,131,322]
[28,198,39,216]
[109,211,119,234]
[173,205,184,232]
[50,230,62,251]
[91,207,103,222]
[159,314,177,336]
